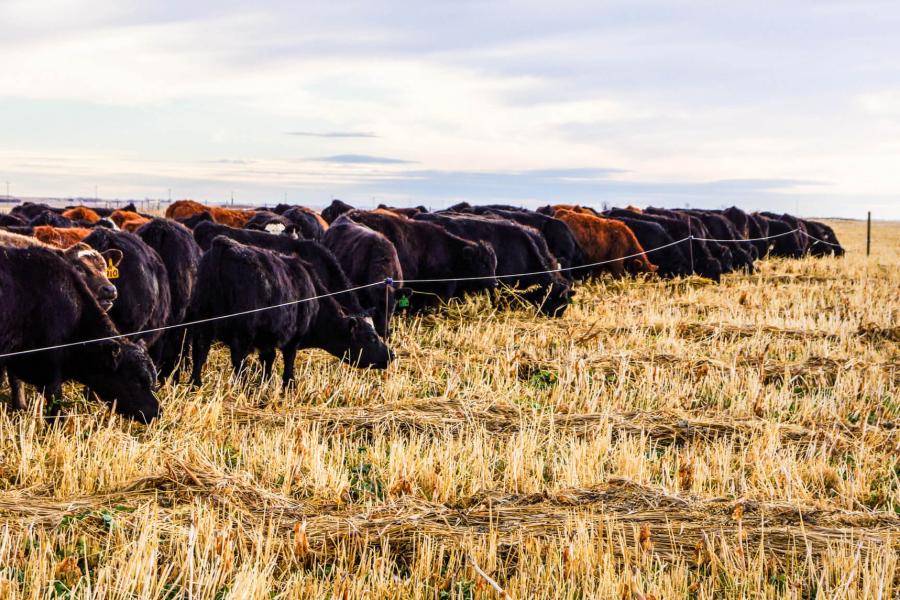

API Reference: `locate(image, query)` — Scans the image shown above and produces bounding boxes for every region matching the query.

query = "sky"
[1,1,899,218]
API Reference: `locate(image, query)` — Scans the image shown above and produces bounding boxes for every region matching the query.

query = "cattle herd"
[0,198,844,423]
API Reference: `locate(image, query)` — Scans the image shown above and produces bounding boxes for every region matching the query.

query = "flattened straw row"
[225,398,893,450]
[2,472,896,563]
[515,353,899,385]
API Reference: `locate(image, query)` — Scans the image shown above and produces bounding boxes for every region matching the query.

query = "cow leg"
[281,345,298,387]
[40,379,63,420]
[7,372,27,411]
[228,342,250,379]
[259,349,277,381]
[190,327,213,387]
[609,260,626,278]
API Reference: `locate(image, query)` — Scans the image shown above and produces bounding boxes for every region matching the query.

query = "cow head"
[64,243,120,312]
[82,339,160,423]
[329,314,394,369]
[462,241,498,286]
[531,280,573,318]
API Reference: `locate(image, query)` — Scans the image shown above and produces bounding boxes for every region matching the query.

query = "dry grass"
[0,219,898,599]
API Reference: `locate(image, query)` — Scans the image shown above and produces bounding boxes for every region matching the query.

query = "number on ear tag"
[106,258,120,280]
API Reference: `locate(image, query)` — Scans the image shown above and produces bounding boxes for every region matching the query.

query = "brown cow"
[31,226,93,248]
[110,210,151,232]
[548,203,593,215]
[553,209,657,278]
[165,199,254,228]
[62,206,101,223]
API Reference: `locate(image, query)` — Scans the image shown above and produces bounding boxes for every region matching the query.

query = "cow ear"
[97,340,123,369]
[102,249,124,267]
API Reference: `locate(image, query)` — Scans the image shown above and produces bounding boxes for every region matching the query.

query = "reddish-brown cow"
[553,209,657,278]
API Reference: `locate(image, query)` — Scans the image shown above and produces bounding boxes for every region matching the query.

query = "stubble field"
[0,219,897,599]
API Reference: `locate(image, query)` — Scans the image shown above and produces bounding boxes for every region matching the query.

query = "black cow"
[760,212,809,256]
[176,211,214,229]
[135,219,203,378]
[29,211,74,228]
[449,206,588,280]
[321,199,356,224]
[0,213,26,227]
[83,229,172,353]
[683,209,757,270]
[754,213,805,258]
[601,214,692,278]
[0,245,159,422]
[801,219,844,256]
[348,210,498,311]
[414,212,572,316]
[377,204,427,217]
[190,236,393,385]
[243,210,296,235]
[192,221,367,317]
[322,215,405,337]
[644,208,736,273]
[9,202,62,220]
[281,207,327,240]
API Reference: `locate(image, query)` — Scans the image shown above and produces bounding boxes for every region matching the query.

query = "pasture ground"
[0,220,898,599]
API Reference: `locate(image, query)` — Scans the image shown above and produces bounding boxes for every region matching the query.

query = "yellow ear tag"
[106,259,120,280]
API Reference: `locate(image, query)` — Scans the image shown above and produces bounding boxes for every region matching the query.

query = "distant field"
[0,219,897,599]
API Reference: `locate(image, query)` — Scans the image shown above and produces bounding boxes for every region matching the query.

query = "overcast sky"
[1,0,899,217]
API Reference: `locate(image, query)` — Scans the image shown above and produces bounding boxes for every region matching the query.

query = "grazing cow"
[601,214,692,278]
[110,210,152,232]
[192,221,367,317]
[801,219,844,256]
[377,204,426,218]
[683,209,757,270]
[29,211,74,228]
[83,228,172,351]
[322,215,406,336]
[63,207,101,224]
[721,206,751,239]
[321,199,356,224]
[414,212,572,316]
[347,210,498,310]
[190,236,393,386]
[10,202,62,221]
[176,211,214,229]
[447,205,587,280]
[0,230,122,408]
[760,212,809,256]
[135,219,203,377]
[165,200,254,228]
[0,213,26,227]
[540,203,602,217]
[644,207,736,273]
[753,213,805,258]
[31,226,92,248]
[579,208,723,281]
[68,203,138,218]
[553,209,657,278]
[0,245,159,421]
[243,211,296,235]
[281,207,328,239]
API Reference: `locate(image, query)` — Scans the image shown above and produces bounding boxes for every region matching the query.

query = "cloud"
[311,154,415,165]
[286,131,378,138]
